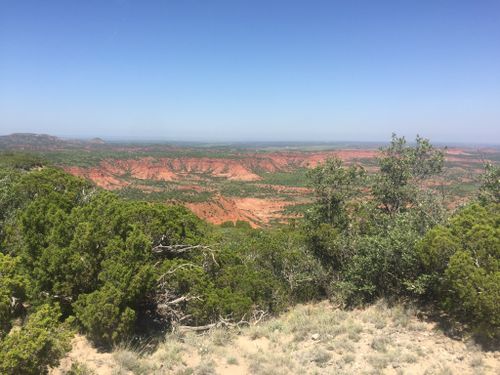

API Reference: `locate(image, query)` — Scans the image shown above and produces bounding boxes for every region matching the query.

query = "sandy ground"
[51,301,499,375]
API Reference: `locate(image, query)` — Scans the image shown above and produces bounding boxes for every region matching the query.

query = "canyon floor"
[53,146,500,227]
[52,301,499,375]
[1,134,499,227]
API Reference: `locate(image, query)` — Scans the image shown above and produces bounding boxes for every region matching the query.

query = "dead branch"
[152,244,212,254]
[175,323,217,332]
[174,309,269,333]
[251,309,269,325]
[157,294,201,309]
[152,241,240,328]
[157,263,202,282]
[152,243,219,268]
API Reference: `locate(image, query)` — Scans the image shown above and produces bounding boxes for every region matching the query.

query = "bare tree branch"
[152,244,212,254]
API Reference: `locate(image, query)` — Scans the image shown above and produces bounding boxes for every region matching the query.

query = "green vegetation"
[0,165,298,347]
[0,156,319,372]
[0,135,498,373]
[33,147,252,167]
[417,202,499,338]
[258,168,310,187]
[118,186,214,203]
[0,303,72,374]
[302,135,498,341]
[479,162,499,204]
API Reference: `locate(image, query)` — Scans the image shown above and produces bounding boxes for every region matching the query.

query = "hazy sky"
[1,0,499,142]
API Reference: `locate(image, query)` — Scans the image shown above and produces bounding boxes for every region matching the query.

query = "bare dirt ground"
[187,196,294,227]
[51,301,499,375]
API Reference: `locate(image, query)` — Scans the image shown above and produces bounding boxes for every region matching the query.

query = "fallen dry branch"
[174,310,269,333]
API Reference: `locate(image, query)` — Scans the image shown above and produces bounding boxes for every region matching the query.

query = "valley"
[1,133,498,227]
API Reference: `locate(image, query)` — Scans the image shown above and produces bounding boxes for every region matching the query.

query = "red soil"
[62,147,491,226]
[64,166,129,190]
[186,196,293,227]
[66,150,378,188]
[67,157,261,184]
[255,184,312,195]
[63,150,379,225]
[445,148,472,155]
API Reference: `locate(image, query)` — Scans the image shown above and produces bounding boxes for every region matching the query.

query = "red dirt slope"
[186,196,293,227]
[65,150,378,188]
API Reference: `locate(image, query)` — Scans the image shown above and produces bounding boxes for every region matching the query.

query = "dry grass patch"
[52,301,500,375]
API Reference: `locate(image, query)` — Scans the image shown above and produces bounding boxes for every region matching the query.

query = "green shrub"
[74,286,136,346]
[0,253,30,337]
[223,227,328,304]
[372,134,444,214]
[0,304,72,375]
[1,165,325,347]
[304,135,447,306]
[445,250,499,337]
[418,203,500,338]
[478,163,499,204]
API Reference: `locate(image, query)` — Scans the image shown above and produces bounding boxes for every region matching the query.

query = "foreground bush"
[305,135,446,305]
[0,162,320,348]
[0,304,72,375]
[418,203,500,339]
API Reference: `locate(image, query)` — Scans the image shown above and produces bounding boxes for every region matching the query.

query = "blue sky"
[1,0,499,142]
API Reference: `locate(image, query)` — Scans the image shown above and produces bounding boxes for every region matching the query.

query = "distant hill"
[88,137,105,144]
[0,133,105,149]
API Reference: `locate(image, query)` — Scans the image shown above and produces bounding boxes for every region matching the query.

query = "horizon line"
[1,132,500,148]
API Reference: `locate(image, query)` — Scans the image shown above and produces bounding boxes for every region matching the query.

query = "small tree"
[307,157,365,229]
[373,134,444,214]
[478,162,499,204]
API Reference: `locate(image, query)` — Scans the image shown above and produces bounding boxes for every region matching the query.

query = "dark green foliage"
[302,135,499,340]
[0,165,206,346]
[284,138,499,339]
[0,304,72,375]
[0,151,45,170]
[417,203,499,339]
[0,253,30,337]
[1,167,208,346]
[0,136,497,365]
[305,224,347,269]
[258,168,310,187]
[220,227,327,304]
[1,164,322,351]
[74,286,137,345]
[219,220,254,229]
[337,213,426,304]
